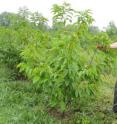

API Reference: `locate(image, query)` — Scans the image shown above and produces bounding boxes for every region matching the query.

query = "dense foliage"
[0,2,117,114]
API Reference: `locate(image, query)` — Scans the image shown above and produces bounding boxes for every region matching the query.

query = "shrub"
[18,28,107,113]
[18,3,114,112]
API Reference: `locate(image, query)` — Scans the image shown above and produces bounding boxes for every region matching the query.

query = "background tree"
[106,21,117,40]
[30,12,49,31]
[18,6,30,20]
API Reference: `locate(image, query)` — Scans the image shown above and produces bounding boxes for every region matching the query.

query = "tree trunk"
[113,80,117,113]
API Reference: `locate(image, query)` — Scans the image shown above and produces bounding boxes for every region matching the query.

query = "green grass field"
[0,65,117,124]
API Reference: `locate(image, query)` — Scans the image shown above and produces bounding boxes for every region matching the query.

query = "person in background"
[97,42,117,113]
[97,42,117,49]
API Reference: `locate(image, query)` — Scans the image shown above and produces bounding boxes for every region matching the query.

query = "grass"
[0,81,59,124]
[0,70,117,123]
